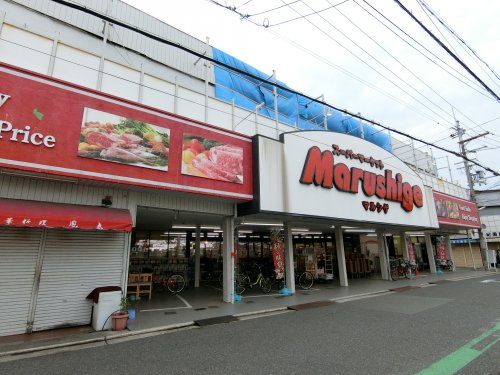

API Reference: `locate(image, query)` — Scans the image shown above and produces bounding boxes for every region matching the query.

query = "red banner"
[272,241,285,279]
[0,63,252,200]
[433,191,480,229]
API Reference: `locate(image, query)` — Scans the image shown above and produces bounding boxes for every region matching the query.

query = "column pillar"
[222,217,235,303]
[194,225,201,288]
[377,230,390,280]
[425,232,437,274]
[400,232,409,260]
[335,226,348,286]
[283,223,295,294]
[444,234,456,271]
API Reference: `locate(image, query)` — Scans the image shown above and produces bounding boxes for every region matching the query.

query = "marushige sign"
[300,144,424,213]
[247,131,437,229]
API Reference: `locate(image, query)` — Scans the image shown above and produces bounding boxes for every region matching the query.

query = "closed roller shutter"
[0,227,42,336]
[33,229,126,331]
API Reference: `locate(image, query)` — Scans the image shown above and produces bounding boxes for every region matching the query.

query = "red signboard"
[0,63,252,200]
[433,191,480,229]
[0,198,132,232]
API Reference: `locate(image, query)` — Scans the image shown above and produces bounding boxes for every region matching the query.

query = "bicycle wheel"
[167,274,185,293]
[259,277,272,293]
[390,267,398,281]
[298,272,314,290]
[404,267,413,279]
[235,273,248,295]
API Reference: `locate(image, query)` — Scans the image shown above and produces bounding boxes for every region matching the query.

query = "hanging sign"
[433,191,480,229]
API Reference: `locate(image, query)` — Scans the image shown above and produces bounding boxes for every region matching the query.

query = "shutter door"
[0,227,42,336]
[33,229,126,331]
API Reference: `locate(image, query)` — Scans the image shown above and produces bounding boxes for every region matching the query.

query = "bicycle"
[235,264,272,294]
[296,271,314,290]
[390,258,415,280]
[155,273,186,293]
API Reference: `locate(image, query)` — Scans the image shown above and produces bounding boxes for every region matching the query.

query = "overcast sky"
[123,0,500,190]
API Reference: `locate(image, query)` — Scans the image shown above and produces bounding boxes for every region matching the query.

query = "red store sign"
[433,191,480,229]
[0,64,252,200]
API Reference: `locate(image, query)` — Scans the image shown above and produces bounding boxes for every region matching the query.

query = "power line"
[265,0,350,27]
[392,0,500,101]
[46,0,500,177]
[275,0,460,131]
[419,0,500,84]
[329,1,496,144]
[355,0,494,101]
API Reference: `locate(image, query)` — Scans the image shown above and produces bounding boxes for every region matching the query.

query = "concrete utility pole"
[452,119,490,270]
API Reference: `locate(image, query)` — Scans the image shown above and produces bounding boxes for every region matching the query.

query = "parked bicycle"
[390,258,416,280]
[296,271,314,290]
[436,259,454,271]
[235,264,272,294]
[155,273,186,293]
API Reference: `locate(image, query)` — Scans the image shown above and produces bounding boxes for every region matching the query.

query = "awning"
[0,198,132,232]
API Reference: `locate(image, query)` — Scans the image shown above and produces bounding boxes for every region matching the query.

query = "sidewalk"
[0,268,496,357]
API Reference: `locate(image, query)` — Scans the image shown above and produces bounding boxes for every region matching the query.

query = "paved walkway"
[0,268,496,356]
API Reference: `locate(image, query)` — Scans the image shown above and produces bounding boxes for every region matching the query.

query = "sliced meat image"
[192,156,239,182]
[85,131,125,149]
[100,147,153,165]
[208,145,243,175]
[120,133,142,144]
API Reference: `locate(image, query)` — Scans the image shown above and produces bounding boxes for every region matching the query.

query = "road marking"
[480,279,500,283]
[416,323,500,375]
[176,294,193,308]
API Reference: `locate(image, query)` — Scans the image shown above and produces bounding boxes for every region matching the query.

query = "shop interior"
[128,208,436,313]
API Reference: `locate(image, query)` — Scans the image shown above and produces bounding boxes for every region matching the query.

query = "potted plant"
[111,297,130,331]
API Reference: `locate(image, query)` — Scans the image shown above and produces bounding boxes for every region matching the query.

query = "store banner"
[433,191,480,229]
[436,240,447,261]
[270,231,285,279]
[241,132,438,228]
[0,64,252,200]
[406,236,415,262]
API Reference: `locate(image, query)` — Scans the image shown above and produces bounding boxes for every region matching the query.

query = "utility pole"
[451,119,490,270]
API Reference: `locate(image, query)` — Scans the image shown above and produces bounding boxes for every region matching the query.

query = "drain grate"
[288,300,336,311]
[194,315,238,326]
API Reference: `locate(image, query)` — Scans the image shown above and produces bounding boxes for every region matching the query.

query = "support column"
[377,230,390,280]
[444,234,456,271]
[400,232,409,260]
[222,217,235,303]
[335,226,348,286]
[425,233,437,274]
[194,225,201,288]
[283,223,295,294]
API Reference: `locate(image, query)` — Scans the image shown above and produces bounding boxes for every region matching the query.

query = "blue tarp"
[212,48,392,152]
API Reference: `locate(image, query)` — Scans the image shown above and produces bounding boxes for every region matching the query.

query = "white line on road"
[176,294,193,308]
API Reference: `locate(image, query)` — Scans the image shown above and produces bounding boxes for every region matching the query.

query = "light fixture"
[241,221,283,226]
[344,229,376,233]
[291,228,309,232]
[294,231,323,235]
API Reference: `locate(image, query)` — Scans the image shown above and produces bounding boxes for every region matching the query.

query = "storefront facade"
[0,63,252,336]
[238,132,440,289]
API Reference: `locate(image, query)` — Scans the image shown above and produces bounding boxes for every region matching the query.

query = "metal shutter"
[32,229,126,331]
[0,227,42,336]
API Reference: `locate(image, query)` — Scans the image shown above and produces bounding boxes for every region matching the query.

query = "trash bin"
[87,287,122,331]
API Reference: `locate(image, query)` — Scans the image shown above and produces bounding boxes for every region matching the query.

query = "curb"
[0,321,195,358]
[233,307,288,318]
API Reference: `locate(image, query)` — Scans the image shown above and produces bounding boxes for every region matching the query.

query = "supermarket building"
[0,0,483,337]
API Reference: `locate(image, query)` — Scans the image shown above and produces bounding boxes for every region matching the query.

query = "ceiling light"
[241,222,284,226]
[344,229,375,233]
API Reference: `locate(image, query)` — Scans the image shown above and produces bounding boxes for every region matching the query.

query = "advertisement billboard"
[0,63,252,200]
[433,191,480,229]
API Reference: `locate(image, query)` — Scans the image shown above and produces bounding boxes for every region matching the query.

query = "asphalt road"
[1,275,499,375]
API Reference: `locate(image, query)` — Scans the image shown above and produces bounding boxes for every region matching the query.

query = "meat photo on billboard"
[78,108,169,171]
[181,134,243,183]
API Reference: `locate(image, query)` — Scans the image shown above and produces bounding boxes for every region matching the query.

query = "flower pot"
[111,312,129,331]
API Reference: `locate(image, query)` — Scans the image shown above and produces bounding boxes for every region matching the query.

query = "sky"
[122,0,500,190]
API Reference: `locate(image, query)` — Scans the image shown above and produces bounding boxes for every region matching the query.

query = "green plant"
[119,297,130,313]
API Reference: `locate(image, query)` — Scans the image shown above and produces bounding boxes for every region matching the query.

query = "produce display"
[78,108,170,171]
[181,134,243,183]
